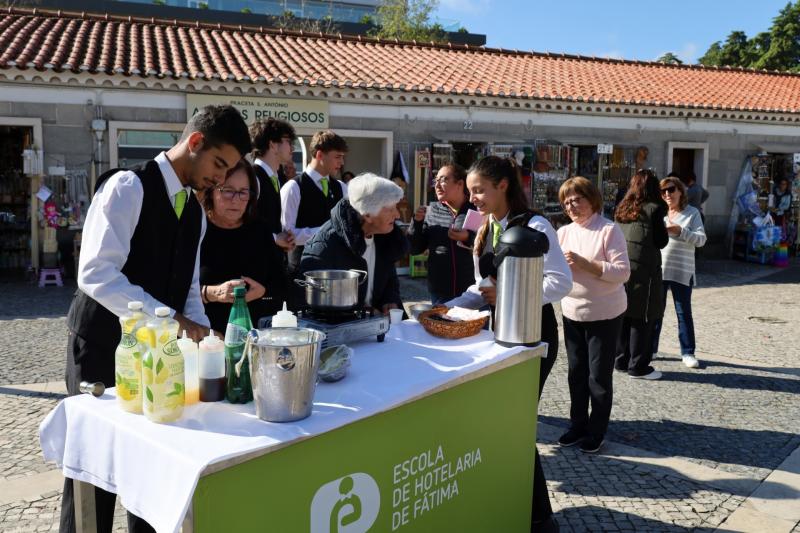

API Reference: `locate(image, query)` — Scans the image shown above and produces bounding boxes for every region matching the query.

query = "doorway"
[0,125,33,278]
[671,148,697,181]
[667,142,709,189]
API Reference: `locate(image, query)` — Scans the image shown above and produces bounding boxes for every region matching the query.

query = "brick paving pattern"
[0,259,798,531]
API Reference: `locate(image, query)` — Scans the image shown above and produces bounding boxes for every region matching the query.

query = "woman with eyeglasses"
[651,176,706,368]
[199,160,287,333]
[614,169,669,380]
[408,163,478,304]
[556,177,630,455]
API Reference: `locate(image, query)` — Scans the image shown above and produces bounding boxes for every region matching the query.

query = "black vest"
[254,163,285,235]
[67,160,202,349]
[288,172,344,270]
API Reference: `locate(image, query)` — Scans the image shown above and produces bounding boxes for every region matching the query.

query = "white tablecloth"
[39,322,536,533]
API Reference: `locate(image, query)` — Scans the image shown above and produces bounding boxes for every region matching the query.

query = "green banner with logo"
[193,356,540,532]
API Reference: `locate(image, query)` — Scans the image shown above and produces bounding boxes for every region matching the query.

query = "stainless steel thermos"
[493,224,549,347]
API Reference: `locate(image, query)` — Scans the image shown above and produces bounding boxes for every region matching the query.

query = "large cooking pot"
[294,269,368,310]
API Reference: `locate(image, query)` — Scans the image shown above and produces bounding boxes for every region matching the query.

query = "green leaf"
[156,358,164,375]
[143,356,153,369]
[133,351,141,360]
[115,372,122,383]
[145,386,153,403]
[173,382,184,393]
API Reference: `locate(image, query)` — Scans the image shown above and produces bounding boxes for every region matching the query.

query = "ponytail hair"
[469,156,537,256]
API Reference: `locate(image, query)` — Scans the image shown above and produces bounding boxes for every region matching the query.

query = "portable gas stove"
[257,307,390,349]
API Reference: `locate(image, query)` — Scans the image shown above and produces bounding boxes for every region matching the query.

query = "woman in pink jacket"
[557,177,631,454]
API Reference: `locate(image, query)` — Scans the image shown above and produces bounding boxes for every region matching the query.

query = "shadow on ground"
[540,415,800,475]
[552,504,742,532]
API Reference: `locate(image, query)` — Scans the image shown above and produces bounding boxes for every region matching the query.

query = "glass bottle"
[224,286,253,403]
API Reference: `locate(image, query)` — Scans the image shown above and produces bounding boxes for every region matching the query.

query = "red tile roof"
[3,7,800,114]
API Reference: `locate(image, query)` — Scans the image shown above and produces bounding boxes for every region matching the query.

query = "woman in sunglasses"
[199,159,287,333]
[614,169,668,380]
[652,176,706,368]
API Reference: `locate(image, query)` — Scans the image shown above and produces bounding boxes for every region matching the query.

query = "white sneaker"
[630,369,662,380]
[682,355,700,368]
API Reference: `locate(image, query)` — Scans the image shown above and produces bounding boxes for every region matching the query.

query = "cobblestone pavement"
[0,260,798,532]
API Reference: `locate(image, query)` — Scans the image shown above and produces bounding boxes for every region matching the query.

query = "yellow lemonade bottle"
[141,307,185,423]
[115,301,147,413]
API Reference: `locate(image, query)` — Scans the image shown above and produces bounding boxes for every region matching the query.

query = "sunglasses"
[660,186,677,195]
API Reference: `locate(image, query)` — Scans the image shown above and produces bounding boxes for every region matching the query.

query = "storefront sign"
[186,94,329,129]
[597,143,614,154]
[192,359,540,532]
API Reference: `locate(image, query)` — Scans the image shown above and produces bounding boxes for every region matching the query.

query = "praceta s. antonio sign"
[187,94,328,129]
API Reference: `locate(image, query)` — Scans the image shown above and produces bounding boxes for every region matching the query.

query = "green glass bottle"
[224,286,253,403]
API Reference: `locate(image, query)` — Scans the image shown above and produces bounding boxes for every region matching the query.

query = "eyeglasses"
[660,186,677,195]
[216,187,252,201]
[433,176,451,186]
[562,196,585,208]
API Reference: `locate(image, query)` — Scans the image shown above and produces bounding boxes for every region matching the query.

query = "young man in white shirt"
[61,105,250,533]
[249,117,296,252]
[280,130,349,272]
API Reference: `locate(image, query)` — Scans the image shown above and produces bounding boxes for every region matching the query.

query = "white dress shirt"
[77,151,210,326]
[362,236,376,308]
[253,158,282,241]
[253,158,277,199]
[280,166,349,246]
[446,213,573,309]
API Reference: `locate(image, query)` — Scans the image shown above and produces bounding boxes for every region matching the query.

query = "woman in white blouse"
[651,176,707,368]
[446,155,571,532]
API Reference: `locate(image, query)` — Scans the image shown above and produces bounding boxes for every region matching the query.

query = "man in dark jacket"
[300,173,407,313]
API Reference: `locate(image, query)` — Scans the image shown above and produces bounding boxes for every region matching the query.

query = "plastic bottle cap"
[155,306,171,317]
[201,334,223,349]
[128,301,144,311]
[272,301,297,328]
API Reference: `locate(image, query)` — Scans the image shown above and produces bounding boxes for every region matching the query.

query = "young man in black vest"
[60,105,250,533]
[249,117,296,252]
[280,130,348,273]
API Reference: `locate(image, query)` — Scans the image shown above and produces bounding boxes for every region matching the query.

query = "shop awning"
[432,133,528,144]
[755,142,800,154]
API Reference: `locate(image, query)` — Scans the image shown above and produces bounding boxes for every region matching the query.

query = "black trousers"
[60,331,156,533]
[562,315,622,439]
[615,317,657,376]
[531,304,558,526]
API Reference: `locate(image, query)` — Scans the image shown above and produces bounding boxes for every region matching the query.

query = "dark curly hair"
[249,118,297,158]
[615,169,664,223]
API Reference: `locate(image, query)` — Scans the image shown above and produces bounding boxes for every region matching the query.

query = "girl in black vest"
[446,156,572,533]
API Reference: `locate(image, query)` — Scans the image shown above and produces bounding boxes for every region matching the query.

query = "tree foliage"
[698,1,800,71]
[657,52,683,65]
[371,0,448,43]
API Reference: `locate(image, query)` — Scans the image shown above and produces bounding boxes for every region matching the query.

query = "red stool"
[39,268,63,287]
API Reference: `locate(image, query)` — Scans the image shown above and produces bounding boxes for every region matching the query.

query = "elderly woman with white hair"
[299,172,409,314]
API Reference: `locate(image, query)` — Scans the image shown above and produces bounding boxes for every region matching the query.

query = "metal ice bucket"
[245,328,326,422]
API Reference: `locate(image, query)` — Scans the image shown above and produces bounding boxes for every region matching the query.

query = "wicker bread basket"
[417,306,488,339]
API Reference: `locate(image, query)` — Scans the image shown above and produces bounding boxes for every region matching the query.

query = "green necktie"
[320,177,329,197]
[492,220,503,248]
[270,175,280,193]
[174,190,187,220]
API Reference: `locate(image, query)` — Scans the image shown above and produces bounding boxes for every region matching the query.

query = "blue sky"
[435,0,791,64]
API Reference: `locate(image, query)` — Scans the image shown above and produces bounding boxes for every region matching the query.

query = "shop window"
[117,130,181,168]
